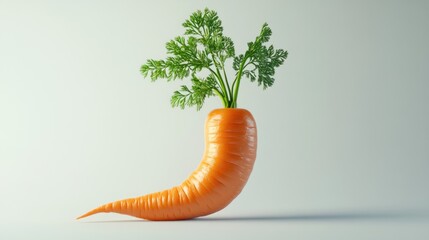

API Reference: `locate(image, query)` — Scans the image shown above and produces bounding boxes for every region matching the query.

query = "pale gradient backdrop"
[1,0,428,239]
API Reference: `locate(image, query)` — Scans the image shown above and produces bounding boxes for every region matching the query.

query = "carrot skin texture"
[77,108,257,220]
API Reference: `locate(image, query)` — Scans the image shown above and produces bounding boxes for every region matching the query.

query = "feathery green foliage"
[141,8,288,110]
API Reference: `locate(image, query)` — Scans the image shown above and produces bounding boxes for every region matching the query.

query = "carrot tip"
[76,211,93,220]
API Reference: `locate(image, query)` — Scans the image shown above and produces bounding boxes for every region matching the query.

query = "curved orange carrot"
[77,108,257,221]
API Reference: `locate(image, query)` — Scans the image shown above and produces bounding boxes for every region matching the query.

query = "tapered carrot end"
[76,212,91,220]
[76,207,104,220]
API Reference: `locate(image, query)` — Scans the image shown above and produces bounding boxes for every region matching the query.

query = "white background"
[1,0,428,239]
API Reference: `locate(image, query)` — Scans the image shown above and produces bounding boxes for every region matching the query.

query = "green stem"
[208,67,227,100]
[213,88,227,107]
[232,56,249,108]
[210,54,230,105]
[220,60,233,107]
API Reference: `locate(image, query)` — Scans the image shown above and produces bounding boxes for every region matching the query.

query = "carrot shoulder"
[77,108,257,221]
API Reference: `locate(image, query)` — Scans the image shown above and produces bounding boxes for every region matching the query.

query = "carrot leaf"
[171,74,218,111]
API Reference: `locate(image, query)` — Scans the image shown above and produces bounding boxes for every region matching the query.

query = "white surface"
[1,0,429,239]
[2,212,429,240]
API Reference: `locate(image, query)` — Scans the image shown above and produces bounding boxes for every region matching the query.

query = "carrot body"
[77,108,257,220]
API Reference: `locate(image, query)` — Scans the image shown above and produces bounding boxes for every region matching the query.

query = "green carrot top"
[140,8,288,110]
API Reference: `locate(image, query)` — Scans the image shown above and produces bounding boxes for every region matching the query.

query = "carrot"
[77,108,257,220]
[78,8,287,221]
